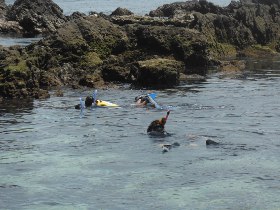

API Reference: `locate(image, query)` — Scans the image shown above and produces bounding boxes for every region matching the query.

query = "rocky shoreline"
[0,0,280,99]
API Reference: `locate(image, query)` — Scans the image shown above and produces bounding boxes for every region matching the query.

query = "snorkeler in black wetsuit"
[75,96,94,109]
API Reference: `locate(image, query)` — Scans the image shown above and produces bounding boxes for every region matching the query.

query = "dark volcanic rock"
[150,0,280,48]
[25,15,128,86]
[6,0,66,36]
[231,2,280,45]
[149,0,223,18]
[0,15,129,98]
[102,65,130,82]
[0,0,23,34]
[191,12,255,48]
[0,0,7,18]
[0,46,51,99]
[45,15,128,61]
[111,7,134,16]
[78,73,104,88]
[206,139,220,146]
[132,25,212,67]
[67,12,87,21]
[276,39,280,52]
[251,0,280,6]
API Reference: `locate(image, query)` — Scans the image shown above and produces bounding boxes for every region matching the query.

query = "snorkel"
[160,110,170,125]
[165,110,170,121]
[79,97,85,117]
[148,93,157,100]
[79,97,85,109]
[92,89,97,108]
[147,93,161,109]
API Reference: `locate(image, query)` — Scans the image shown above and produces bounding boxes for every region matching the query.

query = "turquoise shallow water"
[1,57,280,209]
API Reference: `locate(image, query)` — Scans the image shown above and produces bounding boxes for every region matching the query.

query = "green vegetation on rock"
[208,42,237,59]
[136,58,183,88]
[242,44,278,57]
[138,58,183,69]
[4,59,28,72]
[80,52,103,69]
[89,38,115,58]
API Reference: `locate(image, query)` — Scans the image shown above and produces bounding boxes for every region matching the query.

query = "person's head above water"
[159,117,166,125]
[135,96,140,102]
[135,94,151,106]
[147,110,171,133]
[135,95,147,102]
[85,96,94,107]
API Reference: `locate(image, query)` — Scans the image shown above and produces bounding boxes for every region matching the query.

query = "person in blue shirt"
[134,94,156,107]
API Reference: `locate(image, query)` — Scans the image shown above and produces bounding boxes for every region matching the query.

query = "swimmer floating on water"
[75,96,94,109]
[147,110,170,134]
[134,93,158,108]
[75,90,118,110]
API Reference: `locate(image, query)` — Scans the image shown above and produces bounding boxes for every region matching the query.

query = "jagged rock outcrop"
[0,0,7,18]
[149,0,223,18]
[130,25,212,67]
[1,0,280,99]
[0,0,23,34]
[149,0,280,48]
[0,45,50,99]
[230,1,280,45]
[0,15,129,98]
[250,0,280,5]
[6,0,67,36]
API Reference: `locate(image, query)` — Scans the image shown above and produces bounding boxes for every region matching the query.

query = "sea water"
[1,57,280,209]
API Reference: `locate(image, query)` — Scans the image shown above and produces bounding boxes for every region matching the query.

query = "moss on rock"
[135,58,184,88]
[4,59,28,72]
[241,44,278,57]
[80,51,103,69]
[208,42,237,59]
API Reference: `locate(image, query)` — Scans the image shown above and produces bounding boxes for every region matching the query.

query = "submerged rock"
[206,139,220,146]
[219,60,246,72]
[34,89,50,99]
